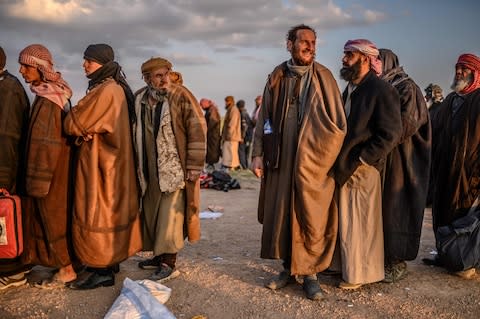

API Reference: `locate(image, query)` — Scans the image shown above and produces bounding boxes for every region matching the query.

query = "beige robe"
[337,164,384,284]
[222,105,241,168]
[64,78,142,267]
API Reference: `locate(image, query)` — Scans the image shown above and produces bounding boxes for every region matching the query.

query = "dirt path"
[1,171,479,318]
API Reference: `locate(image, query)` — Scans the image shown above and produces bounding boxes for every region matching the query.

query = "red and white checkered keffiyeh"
[344,39,383,76]
[19,44,72,109]
[456,53,480,95]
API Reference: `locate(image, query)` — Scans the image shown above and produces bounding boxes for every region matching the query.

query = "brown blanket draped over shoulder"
[64,78,141,268]
[253,61,347,275]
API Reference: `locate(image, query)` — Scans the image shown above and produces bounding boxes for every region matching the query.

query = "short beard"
[340,59,362,82]
[451,73,473,93]
[292,48,315,66]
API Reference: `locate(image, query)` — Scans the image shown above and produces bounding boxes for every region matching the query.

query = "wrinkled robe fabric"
[381,65,431,263]
[431,89,480,232]
[0,71,29,274]
[134,85,206,243]
[22,97,73,268]
[64,78,141,268]
[204,105,221,165]
[0,71,29,193]
[252,61,346,275]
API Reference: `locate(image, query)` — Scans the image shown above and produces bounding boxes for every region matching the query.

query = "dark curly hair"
[286,24,316,43]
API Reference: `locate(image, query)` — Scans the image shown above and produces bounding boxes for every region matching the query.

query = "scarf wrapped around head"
[18,44,72,109]
[344,39,382,76]
[456,53,480,94]
[84,43,136,123]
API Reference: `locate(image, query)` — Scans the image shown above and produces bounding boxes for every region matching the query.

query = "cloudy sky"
[1,0,479,114]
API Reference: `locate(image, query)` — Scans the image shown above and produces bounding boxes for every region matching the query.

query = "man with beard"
[221,96,241,171]
[133,57,206,282]
[330,39,402,290]
[251,24,346,300]
[378,48,431,283]
[426,54,480,279]
[200,98,221,171]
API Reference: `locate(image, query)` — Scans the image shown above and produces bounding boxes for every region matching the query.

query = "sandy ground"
[1,170,479,319]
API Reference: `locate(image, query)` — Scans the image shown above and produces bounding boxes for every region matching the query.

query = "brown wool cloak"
[205,104,221,165]
[22,97,73,268]
[64,79,142,267]
[431,89,480,231]
[134,84,206,243]
[252,61,347,275]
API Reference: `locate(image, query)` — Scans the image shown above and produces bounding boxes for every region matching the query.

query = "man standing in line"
[237,99,253,169]
[199,98,221,171]
[18,44,77,288]
[251,24,346,300]
[331,39,402,290]
[64,44,142,289]
[133,57,206,282]
[379,48,431,283]
[0,46,30,290]
[427,54,480,279]
[221,95,241,171]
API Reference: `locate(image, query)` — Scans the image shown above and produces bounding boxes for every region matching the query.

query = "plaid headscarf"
[456,53,480,94]
[19,44,72,109]
[344,39,382,76]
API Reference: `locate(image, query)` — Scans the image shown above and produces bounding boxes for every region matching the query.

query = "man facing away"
[133,57,206,282]
[236,99,253,169]
[199,98,221,171]
[0,46,30,290]
[427,53,480,279]
[251,24,346,300]
[379,48,431,283]
[221,95,241,171]
[330,39,402,290]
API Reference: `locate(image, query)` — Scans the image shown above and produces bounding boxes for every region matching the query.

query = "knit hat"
[141,57,172,75]
[0,46,5,70]
[84,44,114,65]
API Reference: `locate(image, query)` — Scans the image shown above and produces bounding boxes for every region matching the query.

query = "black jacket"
[332,70,402,186]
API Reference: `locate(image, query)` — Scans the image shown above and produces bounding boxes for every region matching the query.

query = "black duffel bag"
[436,202,480,272]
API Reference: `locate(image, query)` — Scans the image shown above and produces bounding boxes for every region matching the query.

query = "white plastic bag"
[104,277,175,319]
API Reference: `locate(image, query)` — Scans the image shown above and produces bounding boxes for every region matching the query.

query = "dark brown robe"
[252,61,346,275]
[431,89,480,232]
[205,105,221,165]
[380,52,432,263]
[22,97,73,268]
[0,70,29,274]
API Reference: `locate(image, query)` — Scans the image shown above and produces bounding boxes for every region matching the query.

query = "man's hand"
[250,156,264,178]
[187,170,201,182]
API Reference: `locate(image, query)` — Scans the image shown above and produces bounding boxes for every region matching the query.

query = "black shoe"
[149,263,180,283]
[303,277,325,300]
[138,256,162,270]
[68,271,114,290]
[422,257,442,267]
[265,270,295,290]
[110,264,120,274]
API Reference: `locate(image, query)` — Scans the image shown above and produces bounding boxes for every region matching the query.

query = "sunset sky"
[1,0,479,114]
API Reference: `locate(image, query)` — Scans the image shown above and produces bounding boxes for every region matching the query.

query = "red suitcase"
[0,188,23,259]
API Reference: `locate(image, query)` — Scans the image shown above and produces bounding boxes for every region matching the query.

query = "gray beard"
[451,74,473,93]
